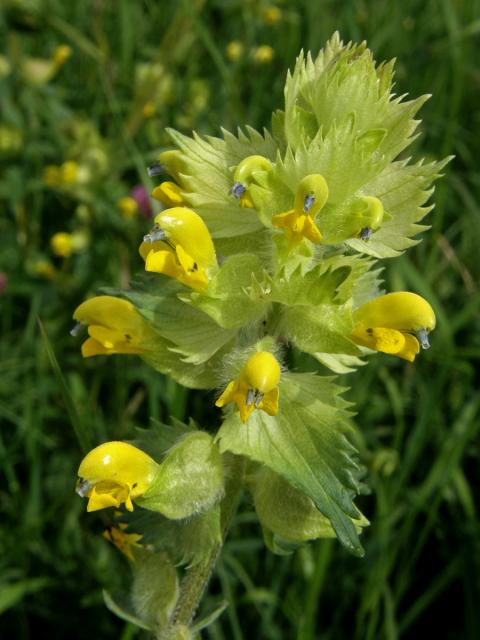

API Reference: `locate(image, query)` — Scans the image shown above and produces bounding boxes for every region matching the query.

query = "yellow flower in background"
[252,45,275,64]
[230,155,273,208]
[103,525,143,561]
[142,101,156,118]
[151,181,186,208]
[272,174,329,246]
[50,230,89,257]
[140,207,217,291]
[226,41,244,62]
[76,441,160,512]
[34,259,57,280]
[351,292,436,362]
[216,351,281,423]
[60,160,79,184]
[52,44,72,67]
[117,196,139,219]
[44,165,62,187]
[261,6,282,25]
[73,295,152,358]
[51,232,74,257]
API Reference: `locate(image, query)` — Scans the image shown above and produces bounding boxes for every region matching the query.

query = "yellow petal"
[88,325,127,349]
[139,239,169,261]
[354,292,436,333]
[145,248,182,279]
[153,207,217,271]
[151,181,185,207]
[81,337,110,357]
[396,333,420,362]
[74,296,141,334]
[215,381,238,407]
[241,352,281,394]
[272,209,296,229]
[352,326,406,354]
[87,486,121,512]
[302,216,323,243]
[260,387,279,416]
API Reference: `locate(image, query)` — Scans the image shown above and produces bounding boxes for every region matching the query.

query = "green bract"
[77,33,448,635]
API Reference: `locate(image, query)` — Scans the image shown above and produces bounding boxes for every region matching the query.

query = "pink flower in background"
[131,184,152,218]
[0,272,7,295]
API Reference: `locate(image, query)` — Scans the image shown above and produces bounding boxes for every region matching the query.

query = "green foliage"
[139,432,224,519]
[218,373,365,555]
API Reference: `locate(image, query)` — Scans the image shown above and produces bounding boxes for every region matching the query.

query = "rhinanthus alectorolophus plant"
[72,33,449,638]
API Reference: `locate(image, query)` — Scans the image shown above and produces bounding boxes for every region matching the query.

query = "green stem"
[169,455,246,631]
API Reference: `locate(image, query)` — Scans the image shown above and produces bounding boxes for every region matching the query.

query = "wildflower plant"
[73,34,449,638]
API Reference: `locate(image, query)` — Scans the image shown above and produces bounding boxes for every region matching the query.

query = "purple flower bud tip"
[0,272,7,295]
[131,184,153,218]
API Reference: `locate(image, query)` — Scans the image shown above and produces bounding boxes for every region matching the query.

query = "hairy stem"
[169,454,246,632]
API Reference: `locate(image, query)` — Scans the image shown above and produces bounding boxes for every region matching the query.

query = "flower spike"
[216,351,281,423]
[272,174,328,246]
[351,292,436,362]
[140,207,217,291]
[76,442,160,512]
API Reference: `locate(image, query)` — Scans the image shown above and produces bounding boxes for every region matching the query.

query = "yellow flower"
[252,45,275,64]
[52,44,72,67]
[352,196,385,240]
[139,207,217,291]
[103,525,143,561]
[76,441,160,512]
[226,41,244,62]
[272,174,329,246]
[34,259,57,280]
[117,196,139,219]
[230,155,273,208]
[151,181,185,207]
[60,161,79,184]
[142,101,156,118]
[73,295,152,358]
[262,6,282,25]
[51,232,74,257]
[351,292,436,362]
[44,165,62,187]
[216,351,281,423]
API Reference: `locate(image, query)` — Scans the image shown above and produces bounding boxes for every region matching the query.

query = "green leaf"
[139,432,224,519]
[103,589,152,631]
[120,289,236,365]
[252,467,337,541]
[131,552,179,629]
[279,302,359,356]
[217,373,365,555]
[166,128,272,240]
[121,506,222,568]
[346,156,452,258]
[181,254,269,329]
[130,418,195,460]
[191,601,229,633]
[269,263,351,306]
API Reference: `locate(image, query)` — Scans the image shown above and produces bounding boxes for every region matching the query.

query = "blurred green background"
[1,0,479,638]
